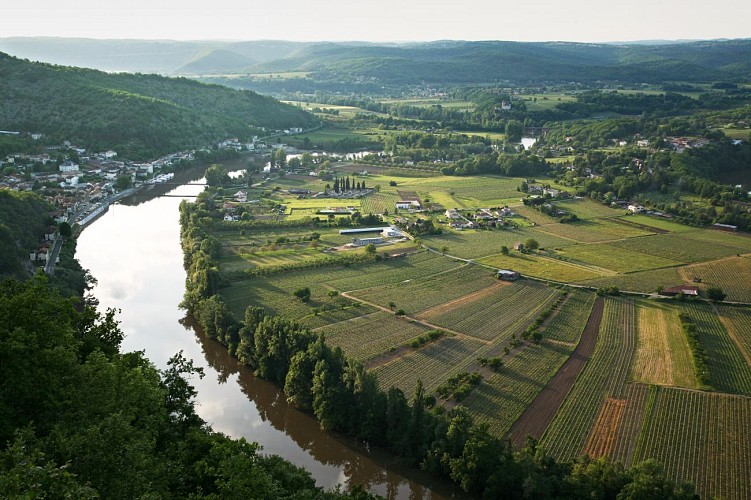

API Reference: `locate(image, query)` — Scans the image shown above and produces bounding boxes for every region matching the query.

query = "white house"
[396,200,421,211]
[445,208,460,219]
[234,191,248,203]
[628,204,645,213]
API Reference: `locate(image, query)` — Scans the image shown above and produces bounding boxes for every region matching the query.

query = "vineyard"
[461,340,577,436]
[348,264,497,314]
[542,297,637,461]
[476,253,604,282]
[611,233,749,264]
[321,311,431,362]
[630,387,751,500]
[422,227,574,260]
[577,266,683,294]
[417,281,558,341]
[681,256,751,303]
[371,335,488,394]
[681,302,751,395]
[539,290,595,344]
[535,218,653,244]
[554,243,681,273]
[716,305,751,365]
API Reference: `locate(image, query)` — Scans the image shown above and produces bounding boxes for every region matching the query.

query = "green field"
[680,256,751,302]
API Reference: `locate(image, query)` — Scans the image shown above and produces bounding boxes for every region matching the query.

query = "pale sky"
[4,0,750,42]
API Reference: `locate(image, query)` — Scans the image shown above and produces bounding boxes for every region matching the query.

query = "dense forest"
[0,52,316,160]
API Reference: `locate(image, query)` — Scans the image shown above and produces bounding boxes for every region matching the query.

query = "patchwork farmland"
[206,169,751,499]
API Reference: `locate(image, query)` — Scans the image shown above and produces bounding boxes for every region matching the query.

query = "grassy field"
[540,291,596,344]
[577,267,684,293]
[632,301,697,388]
[535,218,654,244]
[716,305,751,367]
[611,233,749,264]
[424,227,576,259]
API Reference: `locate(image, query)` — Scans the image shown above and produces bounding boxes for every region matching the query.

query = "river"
[75,162,463,499]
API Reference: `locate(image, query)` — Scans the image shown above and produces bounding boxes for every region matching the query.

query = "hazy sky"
[5,0,750,42]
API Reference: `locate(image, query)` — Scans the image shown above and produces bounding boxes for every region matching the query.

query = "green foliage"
[0,52,314,160]
[293,286,312,302]
[678,313,711,386]
[0,189,51,278]
[705,286,726,302]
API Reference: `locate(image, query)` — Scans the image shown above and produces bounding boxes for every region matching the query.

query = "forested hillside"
[0,52,316,159]
[0,190,50,278]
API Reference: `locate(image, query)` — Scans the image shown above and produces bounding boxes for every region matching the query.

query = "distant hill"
[1,37,750,85]
[177,48,255,74]
[0,52,315,159]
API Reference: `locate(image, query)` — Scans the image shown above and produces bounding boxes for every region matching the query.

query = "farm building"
[661,285,700,297]
[396,200,421,210]
[712,223,738,232]
[339,227,391,235]
[513,242,525,251]
[497,269,521,281]
[352,237,383,247]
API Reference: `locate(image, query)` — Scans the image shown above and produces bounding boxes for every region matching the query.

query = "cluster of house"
[1,140,195,198]
[443,207,516,230]
[29,225,61,266]
[666,137,709,153]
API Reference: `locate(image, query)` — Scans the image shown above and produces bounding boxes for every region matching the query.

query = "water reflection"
[185,313,462,499]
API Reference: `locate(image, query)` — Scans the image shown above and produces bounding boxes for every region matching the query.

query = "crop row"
[462,340,577,437]
[372,336,488,395]
[717,305,751,364]
[349,264,496,315]
[631,387,751,500]
[540,290,595,344]
[541,297,637,462]
[321,311,431,362]
[682,302,751,395]
[419,281,559,341]
[360,192,401,215]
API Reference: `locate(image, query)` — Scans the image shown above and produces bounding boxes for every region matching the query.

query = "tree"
[364,243,377,256]
[114,175,132,190]
[505,120,524,142]
[706,286,726,302]
[441,246,449,255]
[293,287,311,302]
[501,245,509,256]
[524,238,539,251]
[205,164,229,186]
[58,221,72,238]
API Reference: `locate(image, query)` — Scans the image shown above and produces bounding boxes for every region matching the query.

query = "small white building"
[445,208,460,219]
[627,204,645,213]
[59,161,79,172]
[352,237,383,246]
[382,227,403,238]
[396,200,421,211]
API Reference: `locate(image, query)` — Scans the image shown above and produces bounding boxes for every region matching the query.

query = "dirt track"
[507,297,604,448]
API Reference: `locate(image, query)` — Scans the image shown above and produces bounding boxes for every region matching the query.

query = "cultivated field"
[632,301,698,388]
[680,255,751,303]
